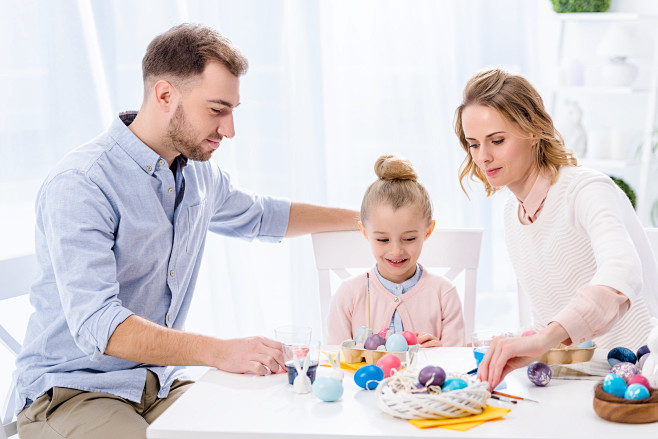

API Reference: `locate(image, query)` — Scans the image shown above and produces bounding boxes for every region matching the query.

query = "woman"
[454,68,658,390]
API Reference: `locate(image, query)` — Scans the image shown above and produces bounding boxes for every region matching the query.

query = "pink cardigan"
[327,266,465,346]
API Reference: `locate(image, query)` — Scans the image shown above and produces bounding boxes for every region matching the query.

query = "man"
[14,23,357,438]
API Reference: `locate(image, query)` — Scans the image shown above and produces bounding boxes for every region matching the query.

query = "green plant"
[609,176,636,210]
[550,0,610,13]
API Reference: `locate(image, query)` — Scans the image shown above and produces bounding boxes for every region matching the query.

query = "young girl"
[454,68,658,389]
[327,155,465,347]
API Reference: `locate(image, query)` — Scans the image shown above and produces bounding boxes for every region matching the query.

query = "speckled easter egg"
[312,377,343,402]
[628,374,651,392]
[364,334,385,350]
[610,362,640,383]
[527,361,552,386]
[637,345,650,360]
[385,333,409,352]
[602,373,627,398]
[354,364,384,390]
[607,347,637,367]
[625,383,650,400]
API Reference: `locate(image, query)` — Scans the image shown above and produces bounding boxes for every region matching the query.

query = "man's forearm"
[285,202,359,237]
[105,315,213,366]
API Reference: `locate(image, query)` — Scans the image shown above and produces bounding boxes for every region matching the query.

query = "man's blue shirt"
[13,112,290,413]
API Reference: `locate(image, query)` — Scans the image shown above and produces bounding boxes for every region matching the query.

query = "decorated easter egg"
[527,361,552,386]
[385,333,409,352]
[602,373,627,398]
[377,328,392,340]
[607,347,637,367]
[624,383,650,400]
[610,362,640,383]
[577,340,594,348]
[364,334,385,350]
[400,330,418,346]
[354,364,384,390]
[628,374,651,391]
[312,377,343,402]
[637,345,650,360]
[376,354,402,378]
[418,365,446,387]
[639,353,649,371]
[442,377,468,392]
[521,329,537,337]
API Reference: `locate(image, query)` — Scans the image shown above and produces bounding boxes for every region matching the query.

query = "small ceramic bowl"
[538,343,597,365]
[593,382,658,424]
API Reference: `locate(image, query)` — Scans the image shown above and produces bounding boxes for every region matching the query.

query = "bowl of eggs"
[341,327,419,364]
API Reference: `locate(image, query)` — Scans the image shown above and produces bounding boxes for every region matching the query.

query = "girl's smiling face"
[360,203,434,284]
[461,104,539,200]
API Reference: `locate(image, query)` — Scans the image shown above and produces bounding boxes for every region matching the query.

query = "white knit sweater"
[504,166,658,350]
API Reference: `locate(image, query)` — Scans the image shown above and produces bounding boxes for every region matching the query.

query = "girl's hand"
[416,331,442,348]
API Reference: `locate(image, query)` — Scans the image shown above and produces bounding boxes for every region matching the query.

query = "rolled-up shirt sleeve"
[40,170,134,360]
[208,167,290,242]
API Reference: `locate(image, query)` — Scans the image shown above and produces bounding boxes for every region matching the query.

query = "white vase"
[601,57,638,87]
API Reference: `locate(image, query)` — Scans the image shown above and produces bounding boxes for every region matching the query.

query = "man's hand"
[209,336,286,375]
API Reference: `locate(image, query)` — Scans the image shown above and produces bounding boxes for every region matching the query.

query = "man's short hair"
[142,23,248,85]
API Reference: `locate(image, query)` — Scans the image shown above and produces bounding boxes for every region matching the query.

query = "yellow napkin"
[409,405,510,431]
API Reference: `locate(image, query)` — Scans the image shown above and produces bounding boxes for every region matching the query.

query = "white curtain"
[1,0,551,344]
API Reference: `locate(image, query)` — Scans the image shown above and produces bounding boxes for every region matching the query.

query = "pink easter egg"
[628,374,651,391]
[378,328,392,340]
[376,354,402,378]
[401,330,418,346]
[522,330,537,337]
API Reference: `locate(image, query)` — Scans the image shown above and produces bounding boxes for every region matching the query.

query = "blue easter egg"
[602,373,627,398]
[354,364,384,390]
[385,333,409,352]
[312,377,344,402]
[577,340,594,348]
[637,345,650,360]
[624,383,650,400]
[607,347,637,367]
[441,377,468,392]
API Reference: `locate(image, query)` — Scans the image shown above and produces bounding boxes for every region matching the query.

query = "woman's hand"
[476,323,570,391]
[416,331,442,348]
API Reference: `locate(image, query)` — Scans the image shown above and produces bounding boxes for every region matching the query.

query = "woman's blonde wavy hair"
[454,68,577,197]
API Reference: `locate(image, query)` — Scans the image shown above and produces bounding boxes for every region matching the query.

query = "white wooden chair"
[517,226,658,329]
[1,254,39,439]
[311,229,483,343]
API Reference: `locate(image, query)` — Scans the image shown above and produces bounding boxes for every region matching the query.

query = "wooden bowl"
[538,343,596,365]
[340,341,419,364]
[593,382,658,424]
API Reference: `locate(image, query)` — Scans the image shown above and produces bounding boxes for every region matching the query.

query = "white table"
[147,347,656,438]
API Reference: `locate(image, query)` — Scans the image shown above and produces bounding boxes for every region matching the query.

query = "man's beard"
[166,104,215,162]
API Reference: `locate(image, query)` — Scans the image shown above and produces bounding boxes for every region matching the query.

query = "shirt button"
[168,188,174,193]
[170,270,174,276]
[394,297,400,303]
[146,165,152,171]
[159,159,165,166]
[167,315,172,323]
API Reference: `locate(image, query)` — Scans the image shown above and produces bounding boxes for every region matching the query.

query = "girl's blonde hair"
[361,155,432,225]
[454,68,578,197]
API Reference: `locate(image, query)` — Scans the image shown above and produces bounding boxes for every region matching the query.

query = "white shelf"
[554,12,646,22]
[580,159,638,169]
[558,86,649,94]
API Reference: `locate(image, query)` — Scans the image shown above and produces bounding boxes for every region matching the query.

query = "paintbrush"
[492,390,539,403]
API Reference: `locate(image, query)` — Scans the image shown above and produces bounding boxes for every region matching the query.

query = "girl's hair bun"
[374,154,418,182]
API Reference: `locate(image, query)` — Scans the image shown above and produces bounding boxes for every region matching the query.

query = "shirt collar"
[108,111,163,176]
[375,264,423,296]
[518,170,552,221]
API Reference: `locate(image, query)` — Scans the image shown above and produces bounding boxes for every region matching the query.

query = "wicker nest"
[375,370,490,420]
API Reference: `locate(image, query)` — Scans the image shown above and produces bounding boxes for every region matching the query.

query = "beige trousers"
[17,371,194,439]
